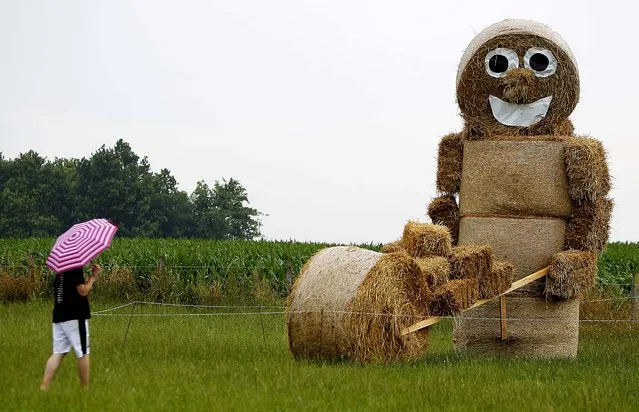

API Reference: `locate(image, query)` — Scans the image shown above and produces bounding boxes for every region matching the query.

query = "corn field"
[0,238,636,304]
[0,238,380,303]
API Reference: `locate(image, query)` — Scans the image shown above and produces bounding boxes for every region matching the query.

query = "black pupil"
[529,53,549,71]
[488,55,509,73]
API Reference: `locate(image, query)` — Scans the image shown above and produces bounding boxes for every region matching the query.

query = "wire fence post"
[285,258,293,294]
[28,255,35,277]
[259,305,266,348]
[632,273,639,324]
[158,256,166,272]
[121,302,137,352]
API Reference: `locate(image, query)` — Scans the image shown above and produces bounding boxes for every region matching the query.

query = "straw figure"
[427,19,612,358]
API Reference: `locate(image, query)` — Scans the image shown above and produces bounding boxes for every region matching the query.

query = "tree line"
[0,139,262,239]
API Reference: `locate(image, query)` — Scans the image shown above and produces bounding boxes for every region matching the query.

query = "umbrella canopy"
[46,218,118,274]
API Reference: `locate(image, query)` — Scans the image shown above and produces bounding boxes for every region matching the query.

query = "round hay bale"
[452,297,579,358]
[286,246,430,363]
[459,140,572,218]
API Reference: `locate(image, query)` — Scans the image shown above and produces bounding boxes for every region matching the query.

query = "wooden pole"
[500,295,508,340]
[632,273,639,323]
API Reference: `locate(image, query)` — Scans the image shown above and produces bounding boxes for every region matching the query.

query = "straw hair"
[545,250,597,299]
[478,260,514,299]
[286,247,431,363]
[564,137,611,204]
[416,257,450,289]
[453,297,580,358]
[456,22,579,138]
[401,221,452,258]
[427,195,460,245]
[459,140,572,218]
[565,197,613,252]
[449,245,493,280]
[436,133,464,194]
[429,279,478,316]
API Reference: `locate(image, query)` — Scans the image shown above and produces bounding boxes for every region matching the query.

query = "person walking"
[40,264,101,390]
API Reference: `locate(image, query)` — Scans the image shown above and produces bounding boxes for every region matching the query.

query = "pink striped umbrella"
[46,218,118,274]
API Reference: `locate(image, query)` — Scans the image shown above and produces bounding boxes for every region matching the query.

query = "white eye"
[524,47,557,77]
[485,48,519,78]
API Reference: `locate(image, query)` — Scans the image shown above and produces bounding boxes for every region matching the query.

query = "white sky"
[1,0,637,244]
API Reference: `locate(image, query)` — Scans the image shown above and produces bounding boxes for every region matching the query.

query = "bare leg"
[41,353,66,390]
[77,355,90,389]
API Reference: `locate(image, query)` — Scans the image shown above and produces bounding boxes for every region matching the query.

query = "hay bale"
[478,260,514,299]
[458,216,566,296]
[449,245,493,280]
[456,20,579,138]
[427,195,460,245]
[459,140,572,218]
[436,133,464,194]
[429,279,478,316]
[545,250,597,299]
[453,297,579,358]
[381,239,404,254]
[565,197,613,252]
[286,246,430,363]
[564,137,611,204]
[416,257,450,289]
[402,221,452,258]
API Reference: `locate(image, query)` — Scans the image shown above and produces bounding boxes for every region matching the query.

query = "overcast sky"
[1,0,637,244]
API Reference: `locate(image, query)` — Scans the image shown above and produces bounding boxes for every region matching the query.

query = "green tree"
[190,178,262,239]
[0,151,65,236]
[0,141,262,239]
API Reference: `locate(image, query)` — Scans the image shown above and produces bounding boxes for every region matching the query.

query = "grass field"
[1,300,638,411]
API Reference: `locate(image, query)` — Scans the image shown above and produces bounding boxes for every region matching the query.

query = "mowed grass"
[1,301,638,412]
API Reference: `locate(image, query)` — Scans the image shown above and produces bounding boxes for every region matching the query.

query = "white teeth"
[488,95,553,127]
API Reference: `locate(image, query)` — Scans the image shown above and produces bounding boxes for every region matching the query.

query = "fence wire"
[91,300,639,324]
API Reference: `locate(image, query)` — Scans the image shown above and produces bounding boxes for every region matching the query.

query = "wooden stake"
[500,295,508,340]
[401,266,550,336]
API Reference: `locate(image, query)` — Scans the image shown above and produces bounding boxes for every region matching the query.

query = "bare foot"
[40,384,49,391]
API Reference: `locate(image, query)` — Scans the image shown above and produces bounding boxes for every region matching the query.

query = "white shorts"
[52,319,90,358]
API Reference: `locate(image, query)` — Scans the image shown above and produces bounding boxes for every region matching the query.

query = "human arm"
[77,264,101,297]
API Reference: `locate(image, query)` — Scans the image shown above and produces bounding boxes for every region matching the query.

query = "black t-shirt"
[52,268,91,323]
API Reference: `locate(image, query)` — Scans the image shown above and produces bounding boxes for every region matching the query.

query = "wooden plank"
[500,295,508,340]
[401,266,550,336]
